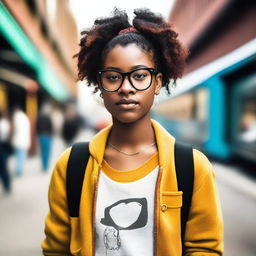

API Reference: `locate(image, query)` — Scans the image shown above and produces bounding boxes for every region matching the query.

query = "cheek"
[102,95,115,112]
[141,90,155,109]
[104,101,113,114]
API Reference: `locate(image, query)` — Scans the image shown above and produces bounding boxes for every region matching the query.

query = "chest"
[103,146,158,171]
[94,168,159,256]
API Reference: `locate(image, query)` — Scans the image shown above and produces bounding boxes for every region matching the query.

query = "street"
[0,133,256,256]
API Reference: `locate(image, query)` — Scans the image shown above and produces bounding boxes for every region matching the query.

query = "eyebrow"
[103,65,149,71]
[131,65,149,70]
[103,66,121,71]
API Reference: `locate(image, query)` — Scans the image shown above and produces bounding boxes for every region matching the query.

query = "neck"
[109,117,155,147]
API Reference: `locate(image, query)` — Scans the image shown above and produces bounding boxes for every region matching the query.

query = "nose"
[118,76,136,94]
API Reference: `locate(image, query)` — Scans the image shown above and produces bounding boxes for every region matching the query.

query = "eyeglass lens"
[100,69,152,91]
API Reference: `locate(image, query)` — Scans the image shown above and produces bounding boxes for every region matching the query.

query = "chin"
[113,112,149,125]
[114,117,138,125]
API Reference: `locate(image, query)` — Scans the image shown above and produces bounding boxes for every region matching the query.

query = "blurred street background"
[0,0,256,255]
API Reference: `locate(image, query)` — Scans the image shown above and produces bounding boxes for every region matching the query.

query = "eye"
[103,72,122,82]
[132,71,148,81]
[107,75,119,81]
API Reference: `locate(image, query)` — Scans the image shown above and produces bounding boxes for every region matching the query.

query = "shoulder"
[56,147,72,168]
[51,147,72,182]
[193,149,213,171]
[192,149,216,191]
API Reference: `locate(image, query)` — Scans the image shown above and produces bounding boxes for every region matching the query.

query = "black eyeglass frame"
[97,67,158,92]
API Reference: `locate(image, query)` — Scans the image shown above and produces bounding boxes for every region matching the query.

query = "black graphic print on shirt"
[100,198,148,255]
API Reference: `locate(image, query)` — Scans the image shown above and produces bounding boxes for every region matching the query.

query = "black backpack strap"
[66,142,90,217]
[174,141,194,251]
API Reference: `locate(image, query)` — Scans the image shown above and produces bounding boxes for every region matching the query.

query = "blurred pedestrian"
[36,104,53,171]
[0,110,12,193]
[51,107,64,136]
[12,106,31,176]
[61,104,83,145]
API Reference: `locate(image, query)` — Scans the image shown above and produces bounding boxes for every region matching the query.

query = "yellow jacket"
[42,120,224,256]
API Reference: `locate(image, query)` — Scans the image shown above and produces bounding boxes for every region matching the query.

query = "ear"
[154,73,163,95]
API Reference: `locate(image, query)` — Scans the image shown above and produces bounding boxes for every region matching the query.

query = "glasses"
[97,67,158,92]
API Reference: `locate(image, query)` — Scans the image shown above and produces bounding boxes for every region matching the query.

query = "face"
[100,43,162,124]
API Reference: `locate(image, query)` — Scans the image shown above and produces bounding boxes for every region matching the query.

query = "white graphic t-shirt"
[95,153,159,256]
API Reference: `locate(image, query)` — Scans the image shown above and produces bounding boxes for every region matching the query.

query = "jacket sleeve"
[41,148,72,256]
[184,149,224,256]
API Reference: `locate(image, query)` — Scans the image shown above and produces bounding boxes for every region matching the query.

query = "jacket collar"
[151,119,175,168]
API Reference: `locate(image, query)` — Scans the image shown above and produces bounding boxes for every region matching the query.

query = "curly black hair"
[75,8,188,93]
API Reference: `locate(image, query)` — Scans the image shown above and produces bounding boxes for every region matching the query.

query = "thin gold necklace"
[108,142,156,156]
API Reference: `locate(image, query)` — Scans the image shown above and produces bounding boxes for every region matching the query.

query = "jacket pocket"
[70,217,82,256]
[159,191,183,255]
[161,191,183,211]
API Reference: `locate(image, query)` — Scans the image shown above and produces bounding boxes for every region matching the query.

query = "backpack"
[66,141,194,251]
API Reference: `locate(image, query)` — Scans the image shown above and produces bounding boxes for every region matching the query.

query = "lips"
[116,99,139,110]
[116,99,139,105]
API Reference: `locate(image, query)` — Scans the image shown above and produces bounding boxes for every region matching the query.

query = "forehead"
[102,43,155,70]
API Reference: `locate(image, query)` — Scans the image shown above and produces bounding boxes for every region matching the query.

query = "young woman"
[42,8,223,256]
